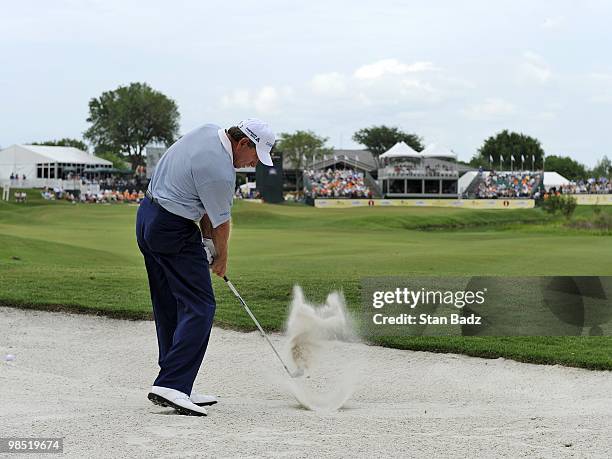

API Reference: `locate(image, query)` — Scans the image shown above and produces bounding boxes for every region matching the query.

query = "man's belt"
[145,190,159,205]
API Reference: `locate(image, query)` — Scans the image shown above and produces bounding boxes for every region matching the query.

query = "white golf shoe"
[190,392,218,407]
[148,386,207,416]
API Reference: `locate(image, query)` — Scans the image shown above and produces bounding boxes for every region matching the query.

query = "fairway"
[1,191,612,369]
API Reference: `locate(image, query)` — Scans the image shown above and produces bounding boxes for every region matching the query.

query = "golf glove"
[202,238,217,265]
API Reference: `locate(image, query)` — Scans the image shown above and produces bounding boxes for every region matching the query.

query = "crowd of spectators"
[381,161,457,178]
[40,186,145,204]
[559,177,612,195]
[304,168,372,198]
[476,171,541,198]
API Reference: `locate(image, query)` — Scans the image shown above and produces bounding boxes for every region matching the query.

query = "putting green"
[1,190,611,369]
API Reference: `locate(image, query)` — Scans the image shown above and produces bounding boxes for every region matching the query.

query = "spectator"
[304,168,372,198]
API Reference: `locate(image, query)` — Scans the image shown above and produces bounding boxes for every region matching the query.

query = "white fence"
[0,179,100,195]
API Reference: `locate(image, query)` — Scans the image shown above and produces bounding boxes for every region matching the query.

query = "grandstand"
[304,168,373,199]
[378,142,460,197]
[461,171,543,199]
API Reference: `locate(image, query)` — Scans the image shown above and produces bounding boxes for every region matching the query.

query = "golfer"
[136,119,275,416]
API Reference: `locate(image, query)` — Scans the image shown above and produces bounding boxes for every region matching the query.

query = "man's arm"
[199,214,213,239]
[210,220,231,277]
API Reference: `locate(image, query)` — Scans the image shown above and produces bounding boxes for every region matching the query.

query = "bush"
[542,194,577,218]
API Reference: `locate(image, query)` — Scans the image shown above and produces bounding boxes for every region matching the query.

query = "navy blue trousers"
[136,197,216,395]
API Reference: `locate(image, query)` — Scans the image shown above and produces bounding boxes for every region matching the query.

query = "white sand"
[282,286,358,412]
[1,306,611,458]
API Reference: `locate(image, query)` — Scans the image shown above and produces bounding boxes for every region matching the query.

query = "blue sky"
[2,0,612,166]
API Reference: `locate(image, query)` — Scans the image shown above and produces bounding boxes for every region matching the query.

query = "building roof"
[283,149,377,171]
[17,144,112,165]
[309,149,377,172]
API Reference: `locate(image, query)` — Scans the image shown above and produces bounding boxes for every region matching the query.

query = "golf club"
[223,276,303,378]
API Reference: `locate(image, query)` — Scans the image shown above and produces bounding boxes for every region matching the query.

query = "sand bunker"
[281,286,360,412]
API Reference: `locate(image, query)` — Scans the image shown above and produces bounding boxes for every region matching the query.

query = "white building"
[0,144,112,188]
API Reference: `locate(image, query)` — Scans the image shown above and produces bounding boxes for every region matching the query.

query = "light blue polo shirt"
[148,124,235,228]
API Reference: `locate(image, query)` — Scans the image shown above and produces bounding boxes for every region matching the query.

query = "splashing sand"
[281,286,360,412]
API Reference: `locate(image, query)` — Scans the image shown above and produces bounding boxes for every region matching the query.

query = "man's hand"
[211,255,227,278]
[202,238,216,264]
[210,220,231,278]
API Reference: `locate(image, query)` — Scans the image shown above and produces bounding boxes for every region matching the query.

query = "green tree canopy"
[84,82,179,169]
[474,130,545,170]
[590,155,612,178]
[95,151,130,170]
[544,155,588,181]
[277,130,331,169]
[352,125,424,157]
[276,130,332,192]
[31,138,89,152]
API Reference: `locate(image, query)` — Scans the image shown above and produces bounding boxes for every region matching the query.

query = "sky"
[2,0,612,166]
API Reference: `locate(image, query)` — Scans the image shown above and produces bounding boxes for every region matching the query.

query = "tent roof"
[18,145,112,166]
[543,171,570,187]
[421,143,457,159]
[379,142,421,159]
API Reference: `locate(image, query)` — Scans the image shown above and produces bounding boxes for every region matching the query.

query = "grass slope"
[1,191,611,369]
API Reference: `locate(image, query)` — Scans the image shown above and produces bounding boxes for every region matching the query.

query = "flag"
[500,155,504,162]
[521,154,525,162]
[489,155,493,162]
[511,155,514,162]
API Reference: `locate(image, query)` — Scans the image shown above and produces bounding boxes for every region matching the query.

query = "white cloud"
[221,85,293,114]
[310,72,347,96]
[542,16,564,29]
[519,51,552,84]
[221,89,250,109]
[353,59,437,80]
[462,98,516,120]
[253,86,279,114]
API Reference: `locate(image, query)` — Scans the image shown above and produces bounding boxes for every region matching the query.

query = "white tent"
[0,144,112,185]
[543,171,570,189]
[421,143,457,159]
[379,141,421,159]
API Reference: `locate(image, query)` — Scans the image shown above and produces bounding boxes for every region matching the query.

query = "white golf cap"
[237,118,275,166]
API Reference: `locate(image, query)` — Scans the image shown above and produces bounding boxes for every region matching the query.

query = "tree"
[590,155,612,178]
[84,82,179,169]
[468,155,490,169]
[95,151,130,170]
[31,138,89,152]
[352,125,424,157]
[476,130,545,170]
[544,155,588,181]
[276,130,332,192]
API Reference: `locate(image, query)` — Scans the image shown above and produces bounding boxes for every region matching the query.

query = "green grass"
[1,190,612,370]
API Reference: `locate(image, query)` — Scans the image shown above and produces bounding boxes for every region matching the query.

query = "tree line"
[30,82,611,180]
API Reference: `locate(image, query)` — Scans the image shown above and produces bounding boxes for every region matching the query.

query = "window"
[389,179,405,193]
[406,180,422,193]
[442,180,457,194]
[424,180,440,194]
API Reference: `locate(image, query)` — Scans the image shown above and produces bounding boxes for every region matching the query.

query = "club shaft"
[224,276,294,377]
